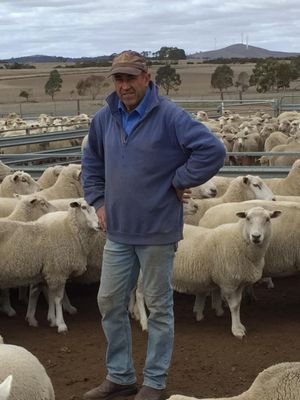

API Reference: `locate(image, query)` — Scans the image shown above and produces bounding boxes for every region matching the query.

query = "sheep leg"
[222,286,246,339]
[0,289,16,317]
[193,294,207,321]
[211,287,224,317]
[62,290,77,315]
[48,285,68,333]
[26,283,43,327]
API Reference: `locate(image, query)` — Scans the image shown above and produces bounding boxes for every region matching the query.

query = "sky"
[1,0,300,59]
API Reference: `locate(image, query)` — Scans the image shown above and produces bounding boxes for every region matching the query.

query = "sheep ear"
[270,210,281,219]
[70,201,80,208]
[13,174,19,182]
[242,176,249,185]
[236,211,247,219]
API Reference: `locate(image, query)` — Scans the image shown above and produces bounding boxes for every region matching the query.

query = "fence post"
[77,99,80,115]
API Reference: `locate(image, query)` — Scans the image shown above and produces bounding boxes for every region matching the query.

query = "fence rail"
[1,128,300,179]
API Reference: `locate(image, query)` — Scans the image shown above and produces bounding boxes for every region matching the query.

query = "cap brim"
[107,66,144,77]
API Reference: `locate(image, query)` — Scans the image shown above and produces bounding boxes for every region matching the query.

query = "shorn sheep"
[0,200,100,332]
[0,336,55,400]
[167,362,300,400]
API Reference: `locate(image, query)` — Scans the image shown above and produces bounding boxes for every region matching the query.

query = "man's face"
[113,72,150,112]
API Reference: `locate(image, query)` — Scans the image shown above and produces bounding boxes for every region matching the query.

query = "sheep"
[184,175,275,225]
[166,362,300,400]
[264,130,289,152]
[0,171,40,197]
[0,161,14,183]
[0,198,19,218]
[0,375,12,400]
[25,164,83,200]
[0,200,100,332]
[174,207,281,338]
[263,158,300,195]
[190,179,217,199]
[262,141,300,166]
[0,337,55,400]
[37,165,64,189]
[0,194,58,317]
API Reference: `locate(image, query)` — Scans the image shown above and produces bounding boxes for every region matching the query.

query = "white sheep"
[37,165,64,189]
[263,158,300,195]
[167,362,300,400]
[0,200,99,332]
[0,161,14,183]
[173,207,280,338]
[184,175,275,225]
[0,194,58,317]
[0,171,40,197]
[190,179,217,199]
[0,198,19,218]
[0,337,55,399]
[27,164,82,200]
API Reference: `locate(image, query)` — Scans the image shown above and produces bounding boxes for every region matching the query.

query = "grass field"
[0,61,299,117]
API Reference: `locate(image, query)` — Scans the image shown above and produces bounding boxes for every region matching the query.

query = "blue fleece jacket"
[81,82,226,245]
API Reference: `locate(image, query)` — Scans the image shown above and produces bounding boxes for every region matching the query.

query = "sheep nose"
[210,189,217,197]
[194,204,199,211]
[272,197,276,201]
[251,234,261,243]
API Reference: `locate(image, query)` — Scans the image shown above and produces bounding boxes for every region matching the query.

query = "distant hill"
[189,43,300,60]
[1,44,300,64]
[0,54,112,64]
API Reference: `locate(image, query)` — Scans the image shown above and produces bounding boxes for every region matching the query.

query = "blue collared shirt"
[118,87,151,136]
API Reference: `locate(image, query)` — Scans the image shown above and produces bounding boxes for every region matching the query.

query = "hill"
[189,43,300,60]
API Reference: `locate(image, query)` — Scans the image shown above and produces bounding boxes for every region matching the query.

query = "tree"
[158,47,186,60]
[250,59,299,93]
[234,71,250,101]
[19,90,30,102]
[76,75,109,100]
[250,59,278,93]
[155,64,181,95]
[45,69,63,100]
[211,64,234,100]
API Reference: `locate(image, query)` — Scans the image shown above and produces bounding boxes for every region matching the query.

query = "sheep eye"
[253,184,261,189]
[82,205,87,210]
[246,216,250,221]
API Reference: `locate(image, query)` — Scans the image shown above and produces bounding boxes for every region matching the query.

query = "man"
[81,50,226,400]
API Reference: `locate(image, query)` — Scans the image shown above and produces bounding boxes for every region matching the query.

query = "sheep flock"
[1,109,300,398]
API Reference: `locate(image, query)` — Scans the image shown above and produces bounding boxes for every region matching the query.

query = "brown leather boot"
[134,386,163,400]
[83,379,138,400]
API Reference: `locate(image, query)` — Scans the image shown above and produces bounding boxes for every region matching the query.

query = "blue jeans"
[98,239,175,390]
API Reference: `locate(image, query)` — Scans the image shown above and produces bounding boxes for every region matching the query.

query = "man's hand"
[96,206,107,232]
[174,188,192,203]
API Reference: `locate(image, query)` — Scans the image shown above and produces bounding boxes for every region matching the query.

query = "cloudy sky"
[1,0,299,59]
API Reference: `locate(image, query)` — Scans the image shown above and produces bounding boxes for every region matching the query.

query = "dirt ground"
[1,275,300,400]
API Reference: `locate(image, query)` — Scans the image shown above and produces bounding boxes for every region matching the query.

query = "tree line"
[18,56,300,102]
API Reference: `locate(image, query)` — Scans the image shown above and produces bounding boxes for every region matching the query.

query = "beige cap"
[108,50,148,76]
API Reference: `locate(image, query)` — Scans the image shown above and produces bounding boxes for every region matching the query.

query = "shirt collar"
[118,86,151,117]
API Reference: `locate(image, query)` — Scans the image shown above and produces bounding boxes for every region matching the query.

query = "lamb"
[0,336,55,399]
[0,171,40,197]
[184,175,275,225]
[37,165,64,189]
[0,200,100,332]
[166,362,300,400]
[0,161,14,183]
